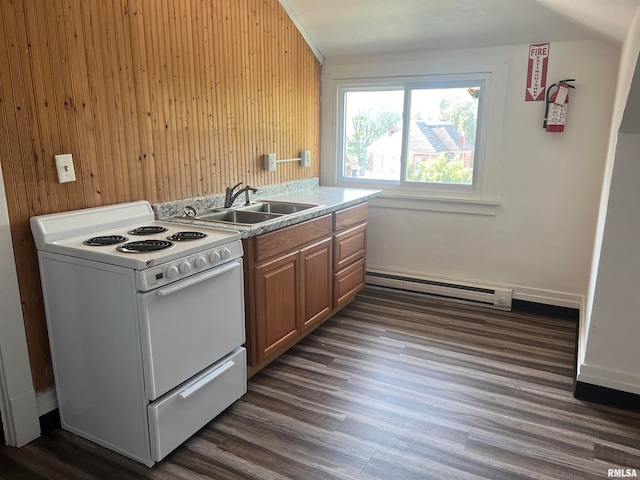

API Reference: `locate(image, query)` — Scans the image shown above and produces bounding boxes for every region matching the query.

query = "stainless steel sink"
[238,201,317,214]
[176,200,319,225]
[196,210,282,224]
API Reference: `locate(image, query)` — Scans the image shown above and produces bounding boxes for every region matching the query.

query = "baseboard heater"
[366,271,512,310]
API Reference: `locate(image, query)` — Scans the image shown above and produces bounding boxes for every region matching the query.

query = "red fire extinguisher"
[543,79,575,132]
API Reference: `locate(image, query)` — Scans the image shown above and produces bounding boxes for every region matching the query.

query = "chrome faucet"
[224,182,258,208]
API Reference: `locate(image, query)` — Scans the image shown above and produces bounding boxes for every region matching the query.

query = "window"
[322,56,507,214]
[337,75,488,194]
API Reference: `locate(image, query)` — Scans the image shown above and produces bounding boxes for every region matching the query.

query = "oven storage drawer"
[148,347,246,462]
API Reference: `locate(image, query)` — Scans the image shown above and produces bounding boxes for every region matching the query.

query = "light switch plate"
[300,150,311,168]
[263,153,276,172]
[54,154,76,183]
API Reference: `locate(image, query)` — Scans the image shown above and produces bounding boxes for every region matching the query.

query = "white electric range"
[31,200,247,467]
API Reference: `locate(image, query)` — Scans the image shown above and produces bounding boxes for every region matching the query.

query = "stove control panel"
[136,241,244,292]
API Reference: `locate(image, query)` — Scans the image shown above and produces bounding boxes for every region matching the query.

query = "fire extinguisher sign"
[525,43,549,102]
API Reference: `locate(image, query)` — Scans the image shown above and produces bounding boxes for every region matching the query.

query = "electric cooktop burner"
[83,235,128,246]
[167,231,208,241]
[128,226,169,235]
[116,240,173,253]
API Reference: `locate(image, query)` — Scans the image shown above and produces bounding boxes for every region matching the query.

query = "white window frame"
[337,75,488,195]
[320,55,508,215]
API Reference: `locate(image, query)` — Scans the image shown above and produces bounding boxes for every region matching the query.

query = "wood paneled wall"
[0,0,321,393]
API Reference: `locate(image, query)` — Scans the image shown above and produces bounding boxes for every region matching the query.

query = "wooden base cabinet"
[244,215,333,365]
[244,203,369,369]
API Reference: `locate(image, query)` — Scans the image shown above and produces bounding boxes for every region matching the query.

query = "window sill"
[369,193,500,216]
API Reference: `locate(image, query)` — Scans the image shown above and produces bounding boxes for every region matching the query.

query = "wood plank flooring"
[2,288,640,479]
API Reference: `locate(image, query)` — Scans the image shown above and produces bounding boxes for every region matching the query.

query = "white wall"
[321,40,619,306]
[0,164,40,446]
[579,7,640,394]
[580,132,640,394]
[585,7,640,343]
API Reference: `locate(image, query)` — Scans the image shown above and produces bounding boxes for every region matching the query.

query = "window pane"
[405,87,480,185]
[342,90,404,181]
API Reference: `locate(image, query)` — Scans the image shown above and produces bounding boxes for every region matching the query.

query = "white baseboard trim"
[366,265,583,311]
[36,388,58,416]
[577,363,640,396]
[3,389,40,447]
[510,287,582,310]
[577,299,587,368]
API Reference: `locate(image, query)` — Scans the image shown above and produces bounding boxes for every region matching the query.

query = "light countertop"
[154,179,381,238]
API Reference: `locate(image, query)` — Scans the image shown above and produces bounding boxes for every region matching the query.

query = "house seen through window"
[339,81,483,190]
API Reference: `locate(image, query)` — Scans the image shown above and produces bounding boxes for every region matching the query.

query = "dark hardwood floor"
[2,288,639,479]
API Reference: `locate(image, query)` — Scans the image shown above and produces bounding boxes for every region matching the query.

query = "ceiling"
[279,0,640,61]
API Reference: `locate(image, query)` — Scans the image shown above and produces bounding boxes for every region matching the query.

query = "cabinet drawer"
[255,215,332,263]
[148,347,246,462]
[334,203,367,232]
[334,257,366,309]
[334,223,367,271]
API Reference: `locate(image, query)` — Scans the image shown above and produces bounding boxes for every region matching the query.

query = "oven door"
[137,258,245,400]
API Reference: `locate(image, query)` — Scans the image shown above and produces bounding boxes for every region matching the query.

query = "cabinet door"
[300,238,333,332]
[255,250,299,361]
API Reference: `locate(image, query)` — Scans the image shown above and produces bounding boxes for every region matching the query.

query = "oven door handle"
[156,261,239,296]
[178,360,235,400]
